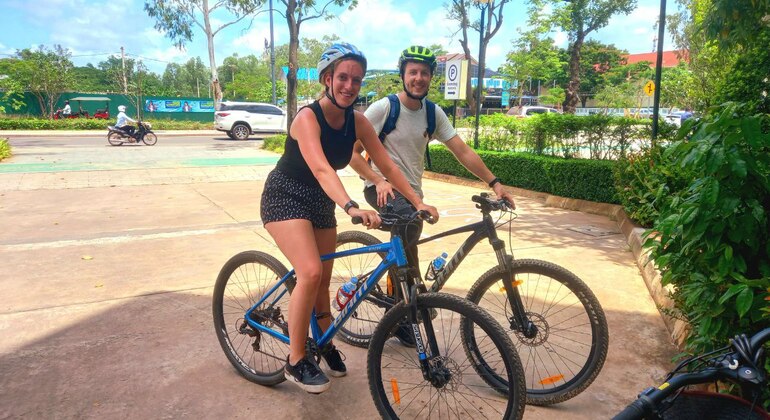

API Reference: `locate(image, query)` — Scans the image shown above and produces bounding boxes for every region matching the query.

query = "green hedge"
[429,145,618,204]
[0,138,10,161]
[262,134,286,153]
[0,116,213,130]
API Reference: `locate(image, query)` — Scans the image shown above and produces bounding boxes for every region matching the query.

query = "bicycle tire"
[212,250,295,386]
[367,292,526,419]
[332,231,393,348]
[107,132,123,146]
[142,132,158,145]
[466,258,608,406]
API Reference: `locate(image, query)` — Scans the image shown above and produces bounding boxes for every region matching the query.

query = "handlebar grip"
[612,399,648,420]
[351,216,363,225]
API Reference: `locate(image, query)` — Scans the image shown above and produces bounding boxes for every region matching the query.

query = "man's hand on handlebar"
[416,203,439,224]
[492,183,516,210]
[348,207,381,230]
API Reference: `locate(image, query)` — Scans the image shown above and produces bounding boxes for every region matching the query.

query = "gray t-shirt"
[363,96,456,197]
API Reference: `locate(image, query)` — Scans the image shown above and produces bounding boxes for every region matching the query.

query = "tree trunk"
[202,0,222,107]
[563,36,584,114]
[285,0,299,130]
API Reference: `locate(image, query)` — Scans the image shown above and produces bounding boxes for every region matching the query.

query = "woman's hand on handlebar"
[416,203,439,224]
[349,207,381,229]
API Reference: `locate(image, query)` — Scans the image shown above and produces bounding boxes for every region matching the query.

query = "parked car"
[214,101,287,140]
[506,106,562,117]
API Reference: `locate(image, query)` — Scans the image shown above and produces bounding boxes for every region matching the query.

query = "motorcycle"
[106,121,157,146]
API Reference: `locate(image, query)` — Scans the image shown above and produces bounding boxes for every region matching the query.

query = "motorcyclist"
[62,101,71,117]
[115,105,137,138]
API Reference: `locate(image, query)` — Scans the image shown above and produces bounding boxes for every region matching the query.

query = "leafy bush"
[644,103,770,354]
[429,145,618,203]
[0,138,11,161]
[262,134,286,153]
[613,145,694,227]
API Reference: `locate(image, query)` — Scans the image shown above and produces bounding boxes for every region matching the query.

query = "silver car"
[214,101,287,140]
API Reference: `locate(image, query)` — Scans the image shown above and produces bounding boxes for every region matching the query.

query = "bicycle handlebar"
[471,193,513,213]
[351,210,433,230]
[613,327,770,420]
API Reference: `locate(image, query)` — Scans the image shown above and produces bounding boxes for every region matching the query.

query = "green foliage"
[0,138,11,161]
[262,134,286,153]
[4,45,75,118]
[429,145,618,203]
[0,116,213,130]
[613,145,693,227]
[717,26,770,114]
[644,103,770,353]
[474,112,676,160]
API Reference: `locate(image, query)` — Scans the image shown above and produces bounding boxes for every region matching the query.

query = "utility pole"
[473,0,489,149]
[120,46,128,94]
[269,0,277,105]
[651,0,667,144]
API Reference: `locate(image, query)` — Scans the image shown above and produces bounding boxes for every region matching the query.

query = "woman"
[260,43,439,394]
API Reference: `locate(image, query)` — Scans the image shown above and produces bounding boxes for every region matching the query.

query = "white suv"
[506,106,562,117]
[214,101,287,140]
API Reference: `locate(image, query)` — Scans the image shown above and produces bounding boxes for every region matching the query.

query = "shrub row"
[474,113,677,160]
[428,145,618,204]
[0,116,213,131]
[262,134,286,153]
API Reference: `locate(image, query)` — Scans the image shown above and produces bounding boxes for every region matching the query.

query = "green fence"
[0,92,215,122]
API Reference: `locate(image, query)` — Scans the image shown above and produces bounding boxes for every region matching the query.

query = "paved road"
[0,133,677,419]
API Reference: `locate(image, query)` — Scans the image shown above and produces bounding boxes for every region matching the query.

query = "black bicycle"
[332,193,609,405]
[614,328,770,419]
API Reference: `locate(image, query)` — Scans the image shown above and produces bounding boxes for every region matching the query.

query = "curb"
[424,170,686,348]
[0,130,222,138]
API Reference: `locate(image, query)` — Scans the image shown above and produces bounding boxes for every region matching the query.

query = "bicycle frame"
[415,206,534,334]
[244,235,408,350]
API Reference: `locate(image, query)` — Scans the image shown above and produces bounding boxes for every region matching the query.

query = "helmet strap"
[402,80,428,102]
[324,71,357,111]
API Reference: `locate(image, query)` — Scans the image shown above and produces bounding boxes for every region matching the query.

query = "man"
[61,101,71,117]
[350,44,515,281]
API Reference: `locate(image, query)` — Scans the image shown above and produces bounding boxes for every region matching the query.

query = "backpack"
[377,94,436,170]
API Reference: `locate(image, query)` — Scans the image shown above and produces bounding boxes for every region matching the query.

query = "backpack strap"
[378,94,401,142]
[424,99,436,170]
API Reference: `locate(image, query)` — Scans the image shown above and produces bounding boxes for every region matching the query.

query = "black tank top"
[276,101,357,188]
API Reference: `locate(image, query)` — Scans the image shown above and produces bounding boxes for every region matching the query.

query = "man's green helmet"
[398,45,437,76]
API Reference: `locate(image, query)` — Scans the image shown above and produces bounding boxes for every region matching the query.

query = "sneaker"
[284,355,330,394]
[320,344,347,377]
[393,322,417,348]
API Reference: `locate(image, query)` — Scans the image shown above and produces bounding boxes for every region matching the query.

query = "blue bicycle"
[213,212,527,419]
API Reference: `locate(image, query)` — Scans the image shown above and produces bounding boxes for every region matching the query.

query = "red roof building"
[624,50,688,68]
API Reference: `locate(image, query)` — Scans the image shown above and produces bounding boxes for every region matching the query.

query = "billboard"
[144,99,215,113]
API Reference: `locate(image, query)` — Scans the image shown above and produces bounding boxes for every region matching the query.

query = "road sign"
[644,80,655,96]
[444,59,468,100]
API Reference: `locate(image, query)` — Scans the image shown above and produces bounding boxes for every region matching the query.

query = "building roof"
[624,50,688,68]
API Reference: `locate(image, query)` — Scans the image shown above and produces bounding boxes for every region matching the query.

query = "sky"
[0,0,676,76]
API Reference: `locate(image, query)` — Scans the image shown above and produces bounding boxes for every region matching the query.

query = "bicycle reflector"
[391,378,401,404]
[500,279,524,292]
[539,374,566,385]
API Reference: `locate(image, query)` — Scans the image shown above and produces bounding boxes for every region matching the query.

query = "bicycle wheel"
[142,132,158,145]
[466,258,608,405]
[332,231,393,348]
[368,292,526,419]
[212,250,294,386]
[107,132,123,146]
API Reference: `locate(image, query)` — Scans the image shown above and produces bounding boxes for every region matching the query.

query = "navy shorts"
[260,169,337,229]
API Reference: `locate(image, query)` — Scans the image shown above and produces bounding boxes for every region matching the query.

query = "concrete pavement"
[0,133,677,419]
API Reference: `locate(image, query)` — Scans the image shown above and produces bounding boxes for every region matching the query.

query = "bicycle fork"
[399,270,453,388]
[493,240,538,339]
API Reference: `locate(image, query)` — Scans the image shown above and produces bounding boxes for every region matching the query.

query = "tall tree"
[529,0,636,113]
[9,45,74,118]
[499,29,564,106]
[446,0,510,116]
[278,1,357,128]
[144,0,264,107]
